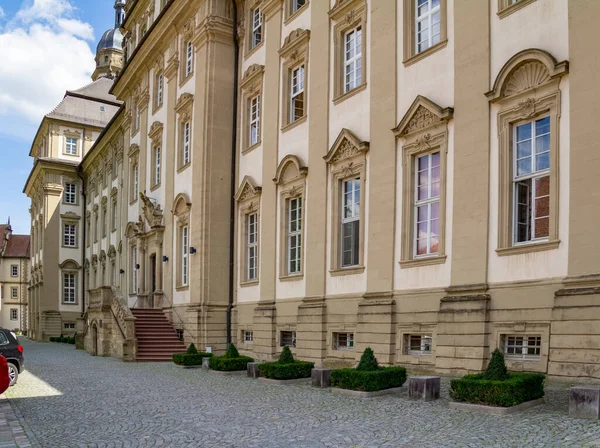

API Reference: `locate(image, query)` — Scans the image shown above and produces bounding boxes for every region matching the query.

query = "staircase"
[131,309,186,362]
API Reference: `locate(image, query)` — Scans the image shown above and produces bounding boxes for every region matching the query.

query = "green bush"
[209,355,253,371]
[186,343,199,355]
[450,372,545,407]
[330,366,407,392]
[278,346,294,364]
[357,347,379,371]
[49,337,57,342]
[172,352,212,366]
[68,337,75,344]
[61,336,69,343]
[258,360,314,380]
[483,349,508,381]
[225,343,240,358]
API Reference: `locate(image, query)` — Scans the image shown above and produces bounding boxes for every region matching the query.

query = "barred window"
[333,332,354,350]
[280,331,296,348]
[504,335,541,359]
[406,334,432,355]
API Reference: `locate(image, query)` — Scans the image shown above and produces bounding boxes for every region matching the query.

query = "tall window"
[10,309,17,321]
[181,226,189,286]
[247,213,258,281]
[102,207,107,237]
[156,73,164,107]
[291,0,306,14]
[185,42,193,77]
[65,137,78,155]
[416,0,441,54]
[154,146,161,186]
[94,213,99,242]
[287,198,302,275]
[132,247,137,294]
[290,65,305,123]
[251,8,262,48]
[134,103,140,131]
[10,265,17,277]
[414,152,440,257]
[11,288,17,299]
[64,183,77,204]
[344,26,362,93]
[133,164,139,199]
[63,223,76,247]
[249,95,260,146]
[63,273,76,303]
[504,335,541,359]
[182,121,191,165]
[513,116,550,244]
[112,199,118,231]
[341,178,360,267]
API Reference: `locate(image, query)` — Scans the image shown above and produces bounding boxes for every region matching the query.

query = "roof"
[97,28,124,53]
[66,78,121,104]
[45,92,121,129]
[3,235,30,258]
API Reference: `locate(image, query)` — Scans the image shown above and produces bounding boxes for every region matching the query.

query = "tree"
[186,343,198,355]
[357,347,379,371]
[484,348,508,381]
[225,343,240,358]
[278,346,295,364]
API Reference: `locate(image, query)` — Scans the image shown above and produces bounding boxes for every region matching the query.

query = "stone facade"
[0,223,29,332]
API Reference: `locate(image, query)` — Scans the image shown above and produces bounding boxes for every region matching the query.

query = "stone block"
[569,385,600,420]
[247,362,262,378]
[311,368,333,388]
[408,376,440,401]
[202,357,210,371]
[331,386,405,398]
[258,377,310,385]
[449,398,544,415]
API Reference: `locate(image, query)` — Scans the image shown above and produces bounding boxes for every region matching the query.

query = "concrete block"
[258,377,310,385]
[311,368,333,388]
[449,398,544,414]
[331,386,405,398]
[408,376,440,401]
[569,386,600,420]
[247,362,262,378]
[202,357,210,371]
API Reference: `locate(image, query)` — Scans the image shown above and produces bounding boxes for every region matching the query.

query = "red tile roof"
[3,235,30,258]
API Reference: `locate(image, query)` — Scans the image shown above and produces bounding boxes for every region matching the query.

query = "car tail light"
[17,346,23,353]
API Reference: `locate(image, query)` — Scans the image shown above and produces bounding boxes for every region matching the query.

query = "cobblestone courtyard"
[4,339,600,447]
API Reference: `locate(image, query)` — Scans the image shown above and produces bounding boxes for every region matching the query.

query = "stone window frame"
[110,187,118,232]
[62,179,79,206]
[11,287,18,300]
[63,130,81,156]
[10,309,17,321]
[402,0,448,67]
[324,128,369,276]
[393,95,453,268]
[85,211,91,247]
[124,223,139,296]
[273,155,308,281]
[149,121,164,190]
[278,327,297,350]
[486,49,568,256]
[60,259,81,305]
[285,0,309,24]
[240,64,264,154]
[101,196,108,239]
[491,322,549,373]
[497,0,537,19]
[153,55,165,114]
[396,323,437,366]
[175,94,194,172]
[279,29,310,132]
[173,193,192,291]
[128,144,140,204]
[331,331,355,351]
[329,0,367,105]
[179,19,196,86]
[131,98,140,138]
[245,1,264,58]
[61,212,81,249]
[234,176,262,286]
[10,265,17,277]
[92,205,99,243]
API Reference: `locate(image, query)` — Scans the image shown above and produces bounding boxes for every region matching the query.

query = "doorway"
[150,254,157,308]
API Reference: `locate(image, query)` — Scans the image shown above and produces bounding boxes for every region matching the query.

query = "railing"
[157,292,196,342]
[110,287,136,341]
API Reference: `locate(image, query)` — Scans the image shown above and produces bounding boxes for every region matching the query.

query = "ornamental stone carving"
[404,106,436,135]
[324,128,370,164]
[140,192,164,228]
[235,176,262,202]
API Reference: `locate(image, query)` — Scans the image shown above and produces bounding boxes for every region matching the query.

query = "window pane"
[517,158,531,176]
[517,141,532,159]
[535,152,550,171]
[535,116,550,135]
[516,122,532,141]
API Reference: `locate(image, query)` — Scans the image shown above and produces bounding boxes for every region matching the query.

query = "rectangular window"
[132,164,139,199]
[64,322,76,330]
[94,214,99,242]
[249,95,260,146]
[244,331,253,343]
[63,273,76,303]
[504,335,541,359]
[102,208,107,237]
[287,197,302,275]
[333,332,354,350]
[132,247,137,294]
[513,117,550,244]
[156,73,164,107]
[10,309,17,321]
[344,26,362,93]
[11,288,17,299]
[291,0,306,14]
[416,0,441,54]
[112,199,118,231]
[182,121,191,165]
[113,158,118,179]
[341,178,360,267]
[280,331,296,348]
[64,183,77,204]
[63,223,76,247]
[414,152,440,257]
[406,334,433,355]
[134,103,140,131]
[181,226,189,286]
[247,213,258,281]
[65,137,78,155]
[154,146,161,186]
[86,219,91,246]
[185,42,193,77]
[290,65,305,123]
[251,8,262,48]
[11,265,18,277]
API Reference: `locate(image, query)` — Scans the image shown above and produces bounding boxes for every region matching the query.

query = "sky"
[0,0,115,234]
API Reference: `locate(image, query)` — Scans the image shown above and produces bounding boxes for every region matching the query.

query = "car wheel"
[7,363,17,386]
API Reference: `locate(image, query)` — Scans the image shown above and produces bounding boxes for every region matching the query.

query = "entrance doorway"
[150,254,157,308]
[92,324,98,356]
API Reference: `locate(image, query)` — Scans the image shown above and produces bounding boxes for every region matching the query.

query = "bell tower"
[92,0,126,81]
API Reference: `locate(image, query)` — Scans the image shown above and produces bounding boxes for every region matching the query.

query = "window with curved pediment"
[173,193,192,289]
[486,49,568,256]
[324,129,369,275]
[235,177,262,285]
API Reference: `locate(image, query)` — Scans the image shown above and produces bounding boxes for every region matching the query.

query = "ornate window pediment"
[235,176,262,203]
[324,128,369,165]
[60,259,81,270]
[273,155,308,185]
[279,28,311,59]
[172,193,192,226]
[128,143,140,157]
[393,95,453,138]
[148,121,164,143]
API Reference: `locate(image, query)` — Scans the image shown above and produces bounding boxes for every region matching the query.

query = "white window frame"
[406,334,433,356]
[287,197,302,275]
[251,8,262,48]
[134,103,140,131]
[344,26,362,93]
[290,65,305,123]
[247,213,258,281]
[133,164,139,198]
[503,335,541,360]
[181,226,189,286]
[249,94,260,146]
[64,322,76,330]
[244,330,253,343]
[63,223,76,247]
[65,137,78,155]
[280,330,296,348]
[333,332,354,350]
[10,309,17,321]
[415,0,441,54]
[512,116,551,245]
[10,266,17,277]
[341,178,360,268]
[185,41,193,77]
[11,288,17,299]
[182,121,191,165]
[291,0,306,14]
[414,152,440,258]
[156,73,164,106]
[64,183,77,204]
[154,146,161,185]
[132,247,137,294]
[112,199,118,231]
[63,273,76,303]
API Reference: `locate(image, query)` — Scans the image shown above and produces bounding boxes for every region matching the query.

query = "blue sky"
[0,0,115,234]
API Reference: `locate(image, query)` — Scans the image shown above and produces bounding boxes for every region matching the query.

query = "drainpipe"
[227,0,239,347]
[77,149,87,318]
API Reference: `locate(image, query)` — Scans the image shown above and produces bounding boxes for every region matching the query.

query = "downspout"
[77,137,87,317]
[227,0,240,346]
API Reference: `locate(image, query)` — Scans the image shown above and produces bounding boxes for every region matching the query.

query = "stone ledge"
[174,364,202,369]
[258,377,310,386]
[210,370,247,376]
[449,398,544,415]
[331,386,405,398]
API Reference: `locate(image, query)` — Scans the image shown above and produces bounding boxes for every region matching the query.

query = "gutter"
[227,0,239,347]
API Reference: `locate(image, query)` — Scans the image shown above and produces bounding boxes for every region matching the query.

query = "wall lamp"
[135,263,140,269]
[119,269,125,275]
[189,247,197,254]
[162,255,169,262]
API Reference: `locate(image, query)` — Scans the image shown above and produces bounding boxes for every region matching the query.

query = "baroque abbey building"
[24,0,600,380]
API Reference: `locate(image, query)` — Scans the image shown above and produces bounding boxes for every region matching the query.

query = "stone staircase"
[131,309,185,362]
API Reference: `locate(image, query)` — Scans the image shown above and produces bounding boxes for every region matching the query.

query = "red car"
[0,356,10,394]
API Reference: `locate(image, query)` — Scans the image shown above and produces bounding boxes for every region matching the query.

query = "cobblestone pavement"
[6,339,600,448]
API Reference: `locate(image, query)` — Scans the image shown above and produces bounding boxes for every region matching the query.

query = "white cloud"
[0,0,96,139]
[0,7,5,20]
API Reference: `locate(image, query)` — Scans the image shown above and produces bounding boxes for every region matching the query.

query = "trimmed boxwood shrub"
[172,343,212,366]
[258,346,314,380]
[449,372,545,407]
[330,347,408,392]
[209,344,253,371]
